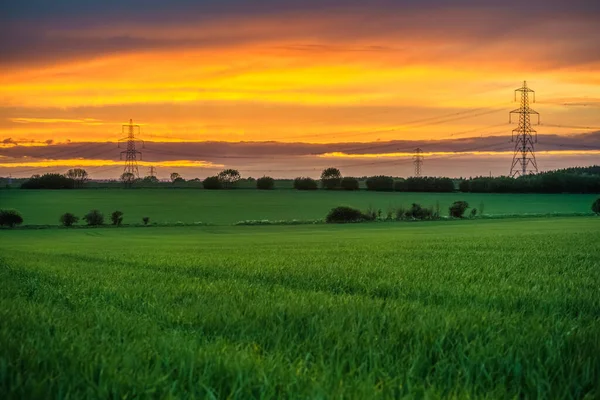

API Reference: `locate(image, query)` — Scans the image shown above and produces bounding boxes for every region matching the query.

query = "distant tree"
[120,172,136,185]
[21,173,75,189]
[202,176,222,190]
[111,211,124,226]
[142,176,159,183]
[218,169,241,189]
[365,176,394,191]
[83,210,104,226]
[142,217,150,225]
[592,198,600,215]
[65,168,89,188]
[293,177,318,190]
[60,212,79,227]
[0,209,23,228]
[320,167,342,190]
[449,201,469,218]
[170,172,181,183]
[257,176,275,190]
[340,177,360,191]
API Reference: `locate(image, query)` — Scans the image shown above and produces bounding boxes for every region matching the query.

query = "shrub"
[21,173,75,189]
[362,206,379,221]
[320,167,342,190]
[470,208,478,218]
[111,211,124,226]
[0,209,23,227]
[257,176,275,190]
[293,177,318,190]
[404,203,435,220]
[479,201,485,216]
[449,201,469,218]
[142,217,150,225]
[60,212,79,227]
[83,210,104,226]
[340,177,360,191]
[365,175,394,191]
[202,176,222,190]
[593,198,600,215]
[326,206,365,223]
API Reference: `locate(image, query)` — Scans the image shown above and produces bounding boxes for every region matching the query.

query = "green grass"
[1,189,597,225]
[1,218,599,398]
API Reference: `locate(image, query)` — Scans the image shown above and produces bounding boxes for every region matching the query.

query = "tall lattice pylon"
[509,81,540,177]
[413,147,424,177]
[118,119,143,182]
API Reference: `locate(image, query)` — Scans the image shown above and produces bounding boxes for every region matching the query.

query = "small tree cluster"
[340,177,360,191]
[60,213,79,227]
[202,176,222,189]
[83,210,104,226]
[449,201,469,218]
[65,168,89,188]
[293,177,318,190]
[365,176,394,191]
[325,206,367,223]
[21,173,75,189]
[218,169,241,189]
[257,176,275,190]
[0,209,23,227]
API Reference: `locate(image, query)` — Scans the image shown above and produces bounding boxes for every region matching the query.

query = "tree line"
[10,165,600,193]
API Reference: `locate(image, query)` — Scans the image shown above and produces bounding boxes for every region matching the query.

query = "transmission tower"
[413,147,424,177]
[118,119,144,180]
[509,81,540,177]
[149,166,156,177]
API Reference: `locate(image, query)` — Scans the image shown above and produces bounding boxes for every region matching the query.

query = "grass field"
[1,217,599,398]
[1,189,597,225]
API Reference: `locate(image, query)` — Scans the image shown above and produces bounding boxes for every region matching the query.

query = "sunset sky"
[1,0,599,179]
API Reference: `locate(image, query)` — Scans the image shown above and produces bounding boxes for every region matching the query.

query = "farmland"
[1,189,597,225]
[1,217,599,398]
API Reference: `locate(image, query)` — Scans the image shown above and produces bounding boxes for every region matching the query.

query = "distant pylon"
[413,148,424,177]
[509,81,540,177]
[118,119,144,182]
[149,166,156,177]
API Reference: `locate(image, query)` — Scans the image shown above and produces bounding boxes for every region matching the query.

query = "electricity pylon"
[149,166,156,177]
[509,81,540,177]
[413,148,424,177]
[118,119,144,182]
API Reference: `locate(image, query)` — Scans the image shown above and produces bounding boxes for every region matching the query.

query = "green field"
[1,189,597,225]
[1,218,599,398]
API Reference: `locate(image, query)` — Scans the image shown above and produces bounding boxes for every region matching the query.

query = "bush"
[340,177,360,191]
[111,211,124,226]
[0,209,24,227]
[83,210,104,226]
[449,201,469,218]
[60,213,79,227]
[470,208,478,218]
[365,176,394,191]
[21,173,75,189]
[202,176,222,190]
[293,177,318,190]
[142,217,150,225]
[326,206,366,223]
[593,198,600,215]
[257,176,275,190]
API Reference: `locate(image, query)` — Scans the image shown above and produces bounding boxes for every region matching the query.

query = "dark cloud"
[2,132,598,162]
[1,0,599,68]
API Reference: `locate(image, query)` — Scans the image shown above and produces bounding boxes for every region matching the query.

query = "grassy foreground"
[1,189,597,225]
[1,218,599,398]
